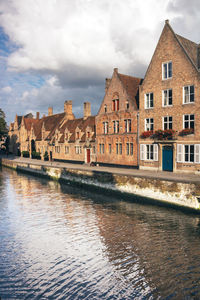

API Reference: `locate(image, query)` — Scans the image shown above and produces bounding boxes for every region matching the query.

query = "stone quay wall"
[1,158,200,213]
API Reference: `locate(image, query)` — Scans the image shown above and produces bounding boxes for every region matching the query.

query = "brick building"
[8,101,96,164]
[139,20,200,173]
[96,68,142,166]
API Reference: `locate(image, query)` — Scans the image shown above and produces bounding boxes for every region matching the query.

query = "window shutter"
[195,144,200,163]
[140,144,145,160]
[177,144,183,162]
[154,144,158,161]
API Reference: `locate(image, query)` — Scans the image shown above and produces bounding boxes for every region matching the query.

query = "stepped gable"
[118,73,143,108]
[176,34,198,68]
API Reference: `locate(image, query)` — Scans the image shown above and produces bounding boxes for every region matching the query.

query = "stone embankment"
[1,157,200,213]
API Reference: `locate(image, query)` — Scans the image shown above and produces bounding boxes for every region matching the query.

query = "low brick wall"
[1,158,200,213]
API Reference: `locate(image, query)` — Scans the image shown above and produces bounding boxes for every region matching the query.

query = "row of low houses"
[8,20,200,174]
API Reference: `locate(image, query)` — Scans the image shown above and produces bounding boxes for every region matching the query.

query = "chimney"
[165,19,169,24]
[48,107,53,116]
[105,78,111,92]
[36,112,40,119]
[83,102,91,119]
[64,100,74,120]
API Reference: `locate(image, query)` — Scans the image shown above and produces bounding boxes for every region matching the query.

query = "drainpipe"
[137,112,140,168]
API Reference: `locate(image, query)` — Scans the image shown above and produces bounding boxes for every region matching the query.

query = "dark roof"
[176,34,199,68]
[33,113,65,141]
[24,118,39,131]
[118,73,143,108]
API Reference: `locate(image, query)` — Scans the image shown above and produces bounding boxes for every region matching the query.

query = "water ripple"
[0,168,200,299]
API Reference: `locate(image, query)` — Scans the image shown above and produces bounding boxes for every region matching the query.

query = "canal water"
[0,167,200,299]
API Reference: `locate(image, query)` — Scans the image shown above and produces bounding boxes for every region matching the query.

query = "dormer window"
[76,132,80,139]
[87,132,90,138]
[162,61,172,79]
[65,133,68,140]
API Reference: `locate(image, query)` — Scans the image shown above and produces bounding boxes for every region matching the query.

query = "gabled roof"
[118,73,143,108]
[176,34,199,69]
[24,118,39,131]
[33,112,65,141]
[143,20,200,84]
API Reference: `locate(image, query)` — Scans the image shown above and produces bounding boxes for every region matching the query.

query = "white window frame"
[125,119,132,133]
[177,144,200,163]
[145,118,154,131]
[183,85,194,104]
[103,121,109,134]
[163,116,173,130]
[113,120,119,133]
[183,114,194,129]
[145,93,154,109]
[140,144,158,161]
[184,144,195,163]
[162,61,172,80]
[162,89,173,106]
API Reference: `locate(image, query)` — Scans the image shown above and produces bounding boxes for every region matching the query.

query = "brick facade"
[96,68,142,166]
[8,20,200,173]
[139,20,200,173]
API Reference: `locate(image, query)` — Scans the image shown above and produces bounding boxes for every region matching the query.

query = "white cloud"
[0,0,177,78]
[0,0,199,123]
[2,86,12,93]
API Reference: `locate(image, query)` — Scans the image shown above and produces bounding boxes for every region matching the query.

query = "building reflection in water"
[2,167,200,299]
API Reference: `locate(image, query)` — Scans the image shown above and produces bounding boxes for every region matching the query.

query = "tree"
[0,108,8,139]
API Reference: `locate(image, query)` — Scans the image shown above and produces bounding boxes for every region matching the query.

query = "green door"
[162,146,173,172]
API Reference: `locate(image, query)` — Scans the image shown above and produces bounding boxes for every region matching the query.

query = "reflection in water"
[0,167,200,299]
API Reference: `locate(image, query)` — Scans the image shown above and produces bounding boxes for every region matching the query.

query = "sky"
[0,0,200,124]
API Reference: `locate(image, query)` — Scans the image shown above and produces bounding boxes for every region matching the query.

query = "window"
[113,120,119,133]
[163,116,173,130]
[145,93,154,109]
[99,144,104,154]
[140,144,158,161]
[119,143,122,155]
[75,146,82,154]
[162,61,172,79]
[125,119,131,133]
[183,85,194,104]
[126,143,129,155]
[65,146,69,154]
[103,122,109,134]
[177,144,200,163]
[126,101,129,109]
[55,146,60,153]
[87,132,90,138]
[163,89,172,106]
[126,143,133,155]
[116,143,119,155]
[109,144,112,154]
[112,99,119,111]
[76,132,80,139]
[93,146,96,154]
[145,118,154,131]
[183,114,194,129]
[185,145,194,162]
[146,144,154,160]
[104,104,107,113]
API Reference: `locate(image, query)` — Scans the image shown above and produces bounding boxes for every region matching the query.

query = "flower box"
[140,130,153,139]
[179,128,194,136]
